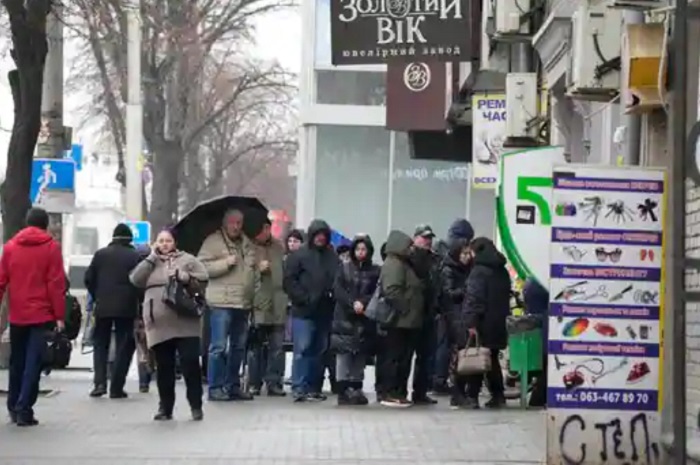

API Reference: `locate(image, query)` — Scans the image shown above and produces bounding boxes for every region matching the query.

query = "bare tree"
[66,0,295,233]
[0,0,52,241]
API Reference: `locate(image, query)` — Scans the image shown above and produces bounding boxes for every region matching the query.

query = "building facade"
[296,0,496,244]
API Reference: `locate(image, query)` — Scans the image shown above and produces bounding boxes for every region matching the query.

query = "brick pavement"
[0,354,546,465]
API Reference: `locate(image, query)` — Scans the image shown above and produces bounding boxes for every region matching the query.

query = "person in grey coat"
[130,228,208,421]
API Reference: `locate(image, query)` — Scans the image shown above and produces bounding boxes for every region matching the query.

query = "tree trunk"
[147,142,182,234]
[1,64,45,242]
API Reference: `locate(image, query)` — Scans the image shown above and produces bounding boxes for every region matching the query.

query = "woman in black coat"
[330,234,380,405]
[439,238,472,408]
[462,237,512,409]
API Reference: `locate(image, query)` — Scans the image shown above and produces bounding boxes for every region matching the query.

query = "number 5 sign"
[497,147,567,285]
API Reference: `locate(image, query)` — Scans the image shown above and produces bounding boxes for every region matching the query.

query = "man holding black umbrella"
[198,209,258,401]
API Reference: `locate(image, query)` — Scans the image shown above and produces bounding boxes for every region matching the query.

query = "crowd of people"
[0,206,535,427]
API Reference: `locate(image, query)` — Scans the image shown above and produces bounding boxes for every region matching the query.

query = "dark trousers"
[433,316,450,387]
[379,327,419,398]
[7,324,48,419]
[412,320,435,396]
[466,349,505,400]
[247,325,286,389]
[529,349,548,407]
[93,317,135,393]
[152,337,203,414]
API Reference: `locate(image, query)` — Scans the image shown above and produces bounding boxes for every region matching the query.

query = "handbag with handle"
[456,333,492,376]
[162,271,206,319]
[364,280,398,326]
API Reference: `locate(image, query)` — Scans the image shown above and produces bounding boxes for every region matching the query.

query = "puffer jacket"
[439,238,471,346]
[331,235,380,354]
[380,230,424,329]
[462,237,512,350]
[197,229,257,310]
[283,219,339,319]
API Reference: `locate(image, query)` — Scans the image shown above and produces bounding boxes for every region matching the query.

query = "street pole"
[36,6,64,243]
[125,4,143,220]
[672,0,688,463]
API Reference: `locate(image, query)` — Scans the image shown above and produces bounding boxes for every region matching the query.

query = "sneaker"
[16,414,39,427]
[139,385,150,394]
[229,391,254,401]
[337,392,352,406]
[411,394,438,405]
[153,409,173,421]
[267,385,287,397]
[351,391,369,406]
[380,397,412,408]
[484,396,506,409]
[89,385,107,398]
[307,392,327,402]
[208,389,233,402]
[249,387,261,396]
[191,408,204,421]
[293,393,307,403]
[109,391,128,399]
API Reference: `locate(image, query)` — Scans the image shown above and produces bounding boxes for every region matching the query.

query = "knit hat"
[112,223,134,241]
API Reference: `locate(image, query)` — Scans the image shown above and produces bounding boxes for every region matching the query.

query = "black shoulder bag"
[162,270,206,319]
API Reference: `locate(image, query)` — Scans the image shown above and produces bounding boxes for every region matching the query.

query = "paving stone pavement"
[0,353,546,465]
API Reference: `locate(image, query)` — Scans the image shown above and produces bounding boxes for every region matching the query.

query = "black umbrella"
[173,195,268,255]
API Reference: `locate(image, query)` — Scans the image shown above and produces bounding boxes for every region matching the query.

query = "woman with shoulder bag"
[130,228,208,421]
[462,237,511,409]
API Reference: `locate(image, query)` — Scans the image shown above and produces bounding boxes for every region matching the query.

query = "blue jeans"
[291,317,328,396]
[7,324,48,419]
[247,325,286,389]
[207,307,249,395]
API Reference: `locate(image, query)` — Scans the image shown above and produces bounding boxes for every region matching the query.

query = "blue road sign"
[29,158,76,213]
[66,144,83,171]
[124,221,151,245]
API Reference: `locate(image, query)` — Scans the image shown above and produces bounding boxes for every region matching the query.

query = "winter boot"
[337,382,352,406]
[350,382,368,405]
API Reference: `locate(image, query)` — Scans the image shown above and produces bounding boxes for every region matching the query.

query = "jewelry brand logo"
[403,62,430,92]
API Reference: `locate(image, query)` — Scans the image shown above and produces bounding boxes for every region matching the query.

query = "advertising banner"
[546,164,665,465]
[496,146,567,285]
[330,0,471,65]
[472,93,507,189]
[386,62,446,131]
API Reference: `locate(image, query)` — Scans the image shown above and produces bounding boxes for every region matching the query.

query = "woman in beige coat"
[130,228,208,421]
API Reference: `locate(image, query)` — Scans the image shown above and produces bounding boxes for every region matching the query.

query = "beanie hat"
[25,208,49,230]
[112,223,134,241]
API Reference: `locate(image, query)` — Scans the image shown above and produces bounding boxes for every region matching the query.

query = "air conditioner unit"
[567,0,622,101]
[505,73,538,146]
[495,0,531,36]
[621,23,666,114]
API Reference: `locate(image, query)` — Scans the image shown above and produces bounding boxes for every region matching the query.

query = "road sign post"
[29,158,76,213]
[124,220,151,246]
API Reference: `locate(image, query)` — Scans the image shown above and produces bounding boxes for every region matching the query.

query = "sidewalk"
[0,353,546,465]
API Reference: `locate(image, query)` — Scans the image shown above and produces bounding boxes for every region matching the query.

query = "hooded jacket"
[462,237,511,349]
[435,219,475,258]
[84,238,142,319]
[0,227,65,325]
[331,235,380,354]
[283,219,339,319]
[380,230,424,329]
[253,235,287,326]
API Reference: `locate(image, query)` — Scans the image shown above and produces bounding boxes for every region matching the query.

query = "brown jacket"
[130,250,208,348]
[253,237,287,326]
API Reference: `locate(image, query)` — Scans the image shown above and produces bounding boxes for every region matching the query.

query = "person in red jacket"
[0,207,65,427]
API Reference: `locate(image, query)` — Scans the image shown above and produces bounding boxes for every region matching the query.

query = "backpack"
[63,291,82,340]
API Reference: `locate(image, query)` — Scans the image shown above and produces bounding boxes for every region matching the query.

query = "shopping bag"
[456,333,492,376]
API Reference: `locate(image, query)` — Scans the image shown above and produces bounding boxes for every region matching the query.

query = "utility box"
[621,23,666,114]
[506,73,538,144]
[495,0,531,35]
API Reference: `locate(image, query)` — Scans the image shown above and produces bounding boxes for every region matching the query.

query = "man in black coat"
[84,223,142,398]
[283,219,339,402]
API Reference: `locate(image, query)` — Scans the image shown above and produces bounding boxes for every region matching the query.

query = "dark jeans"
[529,348,548,407]
[247,325,286,389]
[412,320,435,396]
[433,316,450,387]
[466,349,505,400]
[207,307,249,395]
[291,317,328,395]
[7,324,48,419]
[152,337,203,414]
[138,362,152,388]
[93,317,135,393]
[379,327,419,398]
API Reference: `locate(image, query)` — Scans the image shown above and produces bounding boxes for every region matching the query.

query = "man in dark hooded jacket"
[434,219,475,258]
[84,223,142,398]
[283,219,339,402]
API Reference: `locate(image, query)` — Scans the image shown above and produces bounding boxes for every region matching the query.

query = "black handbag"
[162,271,206,319]
[365,280,398,326]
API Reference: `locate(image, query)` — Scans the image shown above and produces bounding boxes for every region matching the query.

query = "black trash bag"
[42,331,72,372]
